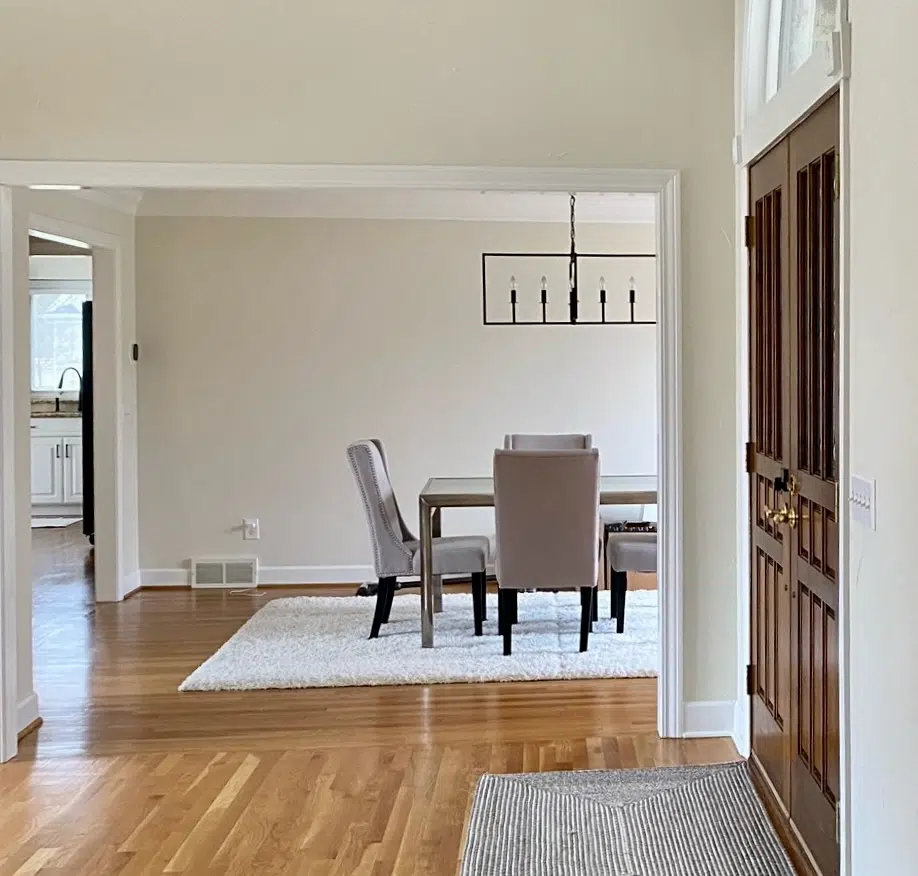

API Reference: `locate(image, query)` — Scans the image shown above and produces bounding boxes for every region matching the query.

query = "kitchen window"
[30,280,92,392]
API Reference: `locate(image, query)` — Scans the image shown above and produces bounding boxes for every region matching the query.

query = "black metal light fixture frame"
[481,194,657,326]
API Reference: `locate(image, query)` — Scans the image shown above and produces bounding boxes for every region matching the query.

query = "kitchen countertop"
[31,411,82,419]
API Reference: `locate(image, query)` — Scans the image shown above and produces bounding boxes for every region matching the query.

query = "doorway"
[747,92,840,876]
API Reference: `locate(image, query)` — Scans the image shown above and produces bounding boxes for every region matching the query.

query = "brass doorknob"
[763,504,790,525]
[785,505,809,529]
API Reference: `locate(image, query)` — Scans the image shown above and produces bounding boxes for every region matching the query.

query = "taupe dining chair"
[493,448,601,655]
[606,532,658,633]
[503,433,593,450]
[347,439,490,638]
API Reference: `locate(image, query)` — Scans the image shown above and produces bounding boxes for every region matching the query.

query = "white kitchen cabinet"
[30,419,83,510]
[31,436,64,504]
[63,437,84,504]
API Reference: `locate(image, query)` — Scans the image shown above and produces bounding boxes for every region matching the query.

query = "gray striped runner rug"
[460,762,794,875]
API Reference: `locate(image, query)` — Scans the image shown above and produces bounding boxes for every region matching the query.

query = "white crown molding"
[0,161,677,193]
[72,188,143,216]
[136,188,655,223]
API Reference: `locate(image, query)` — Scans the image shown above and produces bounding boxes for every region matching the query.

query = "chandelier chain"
[570,194,576,256]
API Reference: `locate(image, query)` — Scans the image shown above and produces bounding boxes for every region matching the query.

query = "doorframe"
[734,14,852,876]
[0,188,135,760]
[27,211,126,607]
[0,164,682,756]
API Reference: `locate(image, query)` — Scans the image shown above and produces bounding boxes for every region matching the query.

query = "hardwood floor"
[5,527,737,875]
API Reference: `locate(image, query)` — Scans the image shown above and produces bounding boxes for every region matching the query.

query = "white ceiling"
[105,188,655,223]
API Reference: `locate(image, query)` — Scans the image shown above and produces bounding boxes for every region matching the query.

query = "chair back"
[601,505,646,525]
[494,449,600,591]
[346,440,413,577]
[504,433,592,450]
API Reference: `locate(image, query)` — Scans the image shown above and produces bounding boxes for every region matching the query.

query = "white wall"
[847,1,918,871]
[136,218,657,574]
[0,0,737,705]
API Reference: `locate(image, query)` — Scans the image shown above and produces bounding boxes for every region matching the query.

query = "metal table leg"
[420,497,435,648]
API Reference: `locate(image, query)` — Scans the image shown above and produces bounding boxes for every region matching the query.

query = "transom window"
[745,0,840,120]
[775,0,839,94]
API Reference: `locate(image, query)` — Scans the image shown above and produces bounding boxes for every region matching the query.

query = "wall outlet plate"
[849,475,876,530]
[243,518,260,540]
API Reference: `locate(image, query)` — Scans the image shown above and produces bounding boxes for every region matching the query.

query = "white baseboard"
[18,691,39,734]
[140,565,375,588]
[141,568,191,587]
[682,700,736,739]
[733,698,751,757]
[261,565,374,585]
[121,569,141,597]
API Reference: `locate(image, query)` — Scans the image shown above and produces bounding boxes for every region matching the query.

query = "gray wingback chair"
[493,448,601,655]
[504,433,593,450]
[347,439,490,639]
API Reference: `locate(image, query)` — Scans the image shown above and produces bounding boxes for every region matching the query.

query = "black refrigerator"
[81,302,95,544]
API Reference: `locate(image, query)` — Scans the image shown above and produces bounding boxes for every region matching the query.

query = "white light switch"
[850,475,876,530]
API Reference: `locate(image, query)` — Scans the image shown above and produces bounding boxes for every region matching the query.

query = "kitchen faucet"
[56,367,83,413]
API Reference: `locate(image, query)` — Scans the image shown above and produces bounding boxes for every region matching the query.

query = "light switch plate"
[850,475,876,530]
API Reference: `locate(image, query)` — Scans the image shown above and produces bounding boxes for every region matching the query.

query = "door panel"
[64,437,84,504]
[31,436,63,505]
[749,136,792,804]
[749,92,840,876]
[788,94,840,876]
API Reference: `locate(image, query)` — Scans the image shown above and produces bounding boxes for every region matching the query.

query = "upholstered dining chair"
[347,440,490,639]
[503,433,593,450]
[599,504,645,592]
[606,531,657,633]
[493,449,601,655]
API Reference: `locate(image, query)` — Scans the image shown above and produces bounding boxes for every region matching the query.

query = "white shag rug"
[179,590,658,692]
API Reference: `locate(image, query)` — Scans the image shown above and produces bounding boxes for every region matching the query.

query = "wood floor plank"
[3,526,740,874]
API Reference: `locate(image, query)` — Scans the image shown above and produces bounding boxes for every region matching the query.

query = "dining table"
[417,474,657,647]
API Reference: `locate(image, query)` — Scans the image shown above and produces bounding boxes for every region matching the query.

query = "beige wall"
[3,0,737,705]
[136,218,657,569]
[848,0,918,870]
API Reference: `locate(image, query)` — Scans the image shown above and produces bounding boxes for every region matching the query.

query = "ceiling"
[83,188,655,223]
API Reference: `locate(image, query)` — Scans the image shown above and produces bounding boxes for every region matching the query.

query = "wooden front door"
[748,93,840,876]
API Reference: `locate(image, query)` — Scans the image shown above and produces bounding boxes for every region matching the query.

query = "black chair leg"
[381,576,397,624]
[499,589,513,655]
[591,590,598,624]
[482,577,488,621]
[580,587,595,652]
[613,570,628,633]
[472,571,485,636]
[610,568,622,619]
[370,576,395,638]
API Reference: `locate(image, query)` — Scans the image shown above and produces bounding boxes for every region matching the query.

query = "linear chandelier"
[481,193,656,326]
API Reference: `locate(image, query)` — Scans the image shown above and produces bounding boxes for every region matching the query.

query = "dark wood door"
[748,93,840,876]
[749,135,793,806]
[787,95,841,876]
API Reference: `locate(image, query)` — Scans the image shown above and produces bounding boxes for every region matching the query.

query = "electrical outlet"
[243,518,260,540]
[849,475,876,530]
